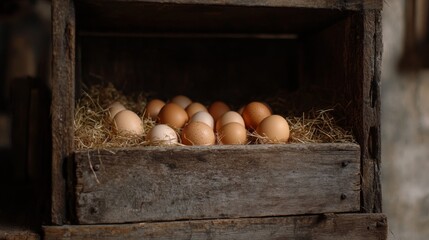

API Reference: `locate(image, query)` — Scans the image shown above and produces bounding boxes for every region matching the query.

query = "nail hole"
[89,207,98,214]
[93,164,100,171]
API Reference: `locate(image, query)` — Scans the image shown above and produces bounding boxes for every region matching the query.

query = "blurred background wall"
[382,0,429,239]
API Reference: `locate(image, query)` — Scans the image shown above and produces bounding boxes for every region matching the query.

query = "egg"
[215,111,245,132]
[171,95,192,109]
[218,122,248,145]
[256,115,290,143]
[186,102,208,118]
[242,101,272,130]
[208,101,231,121]
[144,99,165,120]
[181,122,216,146]
[147,124,178,145]
[113,110,144,136]
[108,101,126,119]
[158,102,189,129]
[190,111,215,129]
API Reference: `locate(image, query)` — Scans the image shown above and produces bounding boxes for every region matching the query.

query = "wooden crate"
[47,0,385,239]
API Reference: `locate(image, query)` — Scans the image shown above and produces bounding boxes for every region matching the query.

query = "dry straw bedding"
[74,83,356,150]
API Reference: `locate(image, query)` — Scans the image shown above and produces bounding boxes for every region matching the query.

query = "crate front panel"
[74,143,360,224]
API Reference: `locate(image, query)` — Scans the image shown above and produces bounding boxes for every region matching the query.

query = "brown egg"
[218,122,248,145]
[256,115,290,143]
[113,110,144,136]
[171,95,192,109]
[181,122,216,146]
[144,99,165,120]
[242,101,272,130]
[186,102,208,118]
[108,101,126,119]
[190,111,215,129]
[215,111,245,132]
[208,101,231,121]
[158,102,189,129]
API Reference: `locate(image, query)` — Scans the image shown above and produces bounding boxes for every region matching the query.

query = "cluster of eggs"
[108,95,290,146]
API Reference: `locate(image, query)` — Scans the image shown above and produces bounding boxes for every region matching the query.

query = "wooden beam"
[51,0,75,225]
[76,0,383,11]
[43,213,388,240]
[361,10,382,213]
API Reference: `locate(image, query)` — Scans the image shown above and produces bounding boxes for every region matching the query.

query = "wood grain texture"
[74,143,360,224]
[361,10,382,213]
[76,0,383,10]
[43,213,387,240]
[75,1,349,34]
[0,227,40,240]
[52,0,75,225]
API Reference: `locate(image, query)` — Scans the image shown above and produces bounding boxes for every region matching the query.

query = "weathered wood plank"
[0,226,40,240]
[77,0,383,10]
[74,143,360,224]
[43,213,387,240]
[361,10,382,213]
[52,0,75,225]
[75,1,350,34]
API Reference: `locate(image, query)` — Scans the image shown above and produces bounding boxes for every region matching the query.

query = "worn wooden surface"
[0,227,40,240]
[52,0,75,225]
[301,10,382,213]
[74,143,360,224]
[361,10,382,213]
[43,213,387,240]
[75,1,349,34]
[76,0,383,10]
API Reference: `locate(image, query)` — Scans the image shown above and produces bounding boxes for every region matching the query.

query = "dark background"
[0,0,51,236]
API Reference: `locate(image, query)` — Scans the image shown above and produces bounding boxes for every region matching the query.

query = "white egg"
[147,124,178,145]
[190,111,215,129]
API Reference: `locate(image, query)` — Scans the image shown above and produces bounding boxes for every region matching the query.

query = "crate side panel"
[51,0,76,225]
[43,213,387,240]
[74,144,360,224]
[361,10,382,213]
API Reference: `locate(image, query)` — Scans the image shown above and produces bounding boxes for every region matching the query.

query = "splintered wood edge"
[42,213,387,240]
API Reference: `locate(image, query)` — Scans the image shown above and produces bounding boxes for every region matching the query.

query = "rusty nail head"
[341,193,347,200]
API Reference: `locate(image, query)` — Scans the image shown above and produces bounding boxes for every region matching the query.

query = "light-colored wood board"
[74,143,360,224]
[43,213,387,240]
